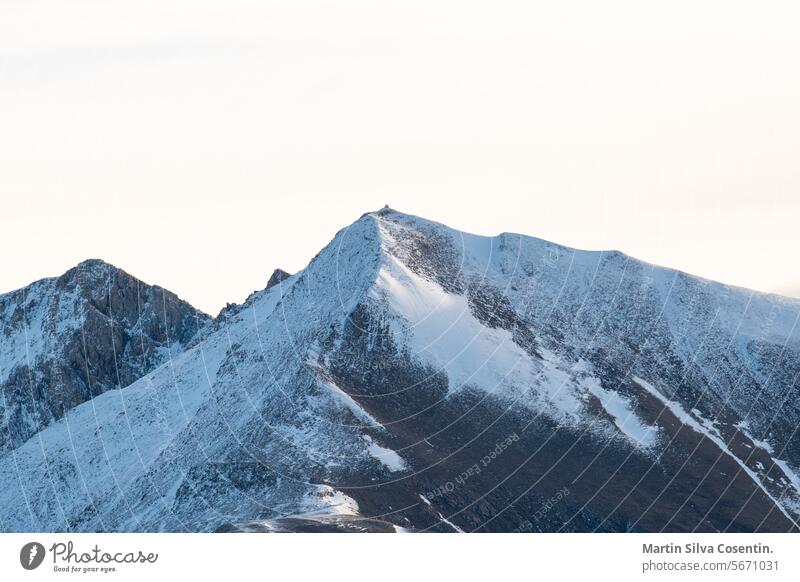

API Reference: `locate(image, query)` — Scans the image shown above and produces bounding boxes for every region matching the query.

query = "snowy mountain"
[0,259,209,451]
[1,209,799,532]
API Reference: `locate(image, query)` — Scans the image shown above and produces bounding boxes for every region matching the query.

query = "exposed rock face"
[1,211,799,533]
[0,259,210,450]
[265,269,291,291]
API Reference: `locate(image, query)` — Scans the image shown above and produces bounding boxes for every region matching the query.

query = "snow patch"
[437,512,464,533]
[317,486,360,516]
[772,459,800,496]
[735,421,775,454]
[318,376,383,429]
[374,256,582,419]
[581,377,658,448]
[363,435,407,472]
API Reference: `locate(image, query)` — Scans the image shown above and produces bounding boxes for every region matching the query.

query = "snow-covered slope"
[1,209,799,532]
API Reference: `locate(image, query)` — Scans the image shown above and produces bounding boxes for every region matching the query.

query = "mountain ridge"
[3,208,799,314]
[1,208,798,532]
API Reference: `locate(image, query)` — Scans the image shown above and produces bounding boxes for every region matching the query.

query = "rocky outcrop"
[265,268,291,291]
[0,259,210,451]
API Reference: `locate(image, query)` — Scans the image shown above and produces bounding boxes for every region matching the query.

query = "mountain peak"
[75,257,112,269]
[60,258,122,284]
[373,204,396,216]
[0,256,210,451]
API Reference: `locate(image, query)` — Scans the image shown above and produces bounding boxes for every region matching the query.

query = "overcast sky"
[1,0,799,313]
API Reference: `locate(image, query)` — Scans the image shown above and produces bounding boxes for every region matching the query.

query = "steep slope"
[0,259,210,451]
[1,209,799,533]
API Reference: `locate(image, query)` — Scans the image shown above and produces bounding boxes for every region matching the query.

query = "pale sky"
[1,0,799,314]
